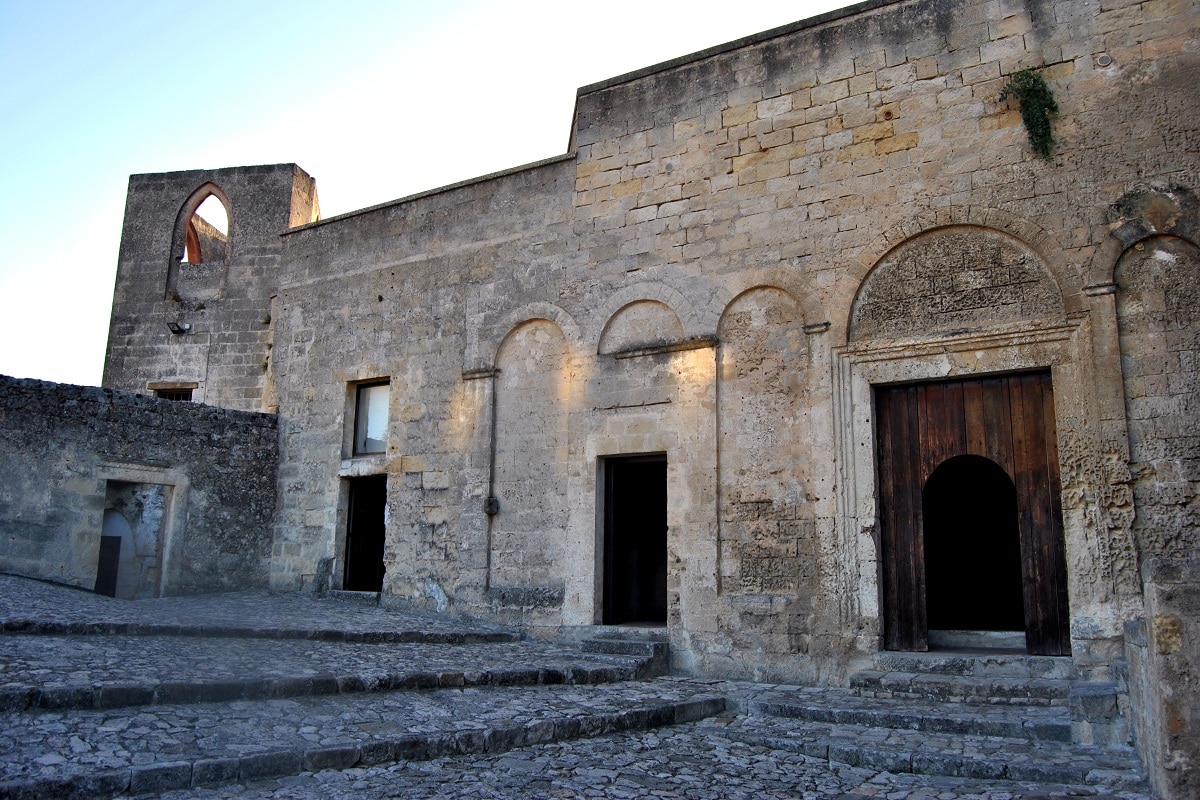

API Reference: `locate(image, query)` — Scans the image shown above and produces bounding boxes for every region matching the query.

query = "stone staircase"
[0,579,723,799]
[561,625,671,680]
[0,578,1155,799]
[707,650,1149,796]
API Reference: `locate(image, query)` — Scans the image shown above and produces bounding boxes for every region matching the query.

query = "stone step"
[732,686,1071,742]
[0,678,727,799]
[0,635,653,713]
[579,638,669,678]
[872,650,1079,680]
[701,712,1148,792]
[851,669,1073,706]
[0,576,518,644]
[0,619,517,645]
[325,590,381,606]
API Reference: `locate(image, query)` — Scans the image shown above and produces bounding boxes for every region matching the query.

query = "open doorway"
[923,455,1024,633]
[343,475,387,592]
[96,481,168,599]
[603,454,668,625]
[875,371,1070,655]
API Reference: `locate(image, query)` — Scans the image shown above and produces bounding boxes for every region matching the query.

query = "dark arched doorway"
[923,455,1024,632]
[876,371,1071,655]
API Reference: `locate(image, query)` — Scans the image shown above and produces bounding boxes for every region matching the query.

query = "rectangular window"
[154,388,193,402]
[354,381,390,455]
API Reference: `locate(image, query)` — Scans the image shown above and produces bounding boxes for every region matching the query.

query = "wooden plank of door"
[1012,372,1071,655]
[1009,375,1044,652]
[904,385,928,651]
[879,385,925,651]
[1020,373,1070,654]
[963,378,987,458]
[1040,376,1071,654]
[877,387,901,650]
[982,376,1016,477]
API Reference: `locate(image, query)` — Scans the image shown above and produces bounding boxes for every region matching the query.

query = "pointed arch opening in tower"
[183,193,230,265]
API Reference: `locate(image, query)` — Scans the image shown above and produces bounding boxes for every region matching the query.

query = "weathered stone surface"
[32,0,1200,796]
[0,377,277,594]
[102,164,317,413]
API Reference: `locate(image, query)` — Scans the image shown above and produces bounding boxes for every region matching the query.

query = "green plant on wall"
[1000,69,1058,161]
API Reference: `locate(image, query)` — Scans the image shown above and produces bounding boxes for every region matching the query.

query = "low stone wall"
[1126,558,1199,800]
[0,375,278,595]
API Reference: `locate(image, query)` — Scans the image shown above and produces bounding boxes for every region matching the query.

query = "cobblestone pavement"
[0,576,510,639]
[0,577,1151,799]
[0,680,723,786]
[0,635,645,711]
[135,723,1140,800]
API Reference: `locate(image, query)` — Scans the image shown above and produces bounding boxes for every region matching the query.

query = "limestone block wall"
[1126,558,1199,800]
[1116,232,1199,566]
[0,376,278,594]
[263,0,1199,691]
[1113,197,1199,800]
[103,164,318,412]
[562,0,1199,678]
[269,157,580,616]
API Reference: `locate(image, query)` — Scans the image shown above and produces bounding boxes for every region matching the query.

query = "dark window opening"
[603,454,668,625]
[344,475,387,592]
[923,454,1024,632]
[155,388,193,402]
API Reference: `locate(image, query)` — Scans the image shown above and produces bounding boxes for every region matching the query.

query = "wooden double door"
[875,371,1070,655]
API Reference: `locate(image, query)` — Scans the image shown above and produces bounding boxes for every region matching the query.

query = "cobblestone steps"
[113,721,1157,800]
[0,679,727,799]
[858,651,1133,746]
[0,635,654,712]
[850,669,1073,706]
[733,686,1071,741]
[871,651,1079,680]
[700,712,1148,793]
[0,576,516,643]
[708,656,1148,795]
[0,578,1152,799]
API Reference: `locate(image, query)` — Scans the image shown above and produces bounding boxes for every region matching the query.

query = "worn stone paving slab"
[723,684,1071,741]
[123,721,1154,800]
[0,576,514,641]
[851,669,1072,706]
[0,678,725,797]
[697,712,1146,790]
[0,635,648,711]
[871,652,1079,681]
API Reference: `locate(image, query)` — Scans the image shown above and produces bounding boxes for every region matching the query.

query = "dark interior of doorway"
[603,454,668,625]
[923,455,1024,632]
[344,474,387,592]
[94,536,121,597]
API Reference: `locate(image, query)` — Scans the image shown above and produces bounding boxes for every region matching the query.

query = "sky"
[0,0,851,386]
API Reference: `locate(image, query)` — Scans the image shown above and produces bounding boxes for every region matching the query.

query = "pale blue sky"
[0,0,847,385]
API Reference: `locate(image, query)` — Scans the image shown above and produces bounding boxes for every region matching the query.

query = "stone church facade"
[4,0,1195,795]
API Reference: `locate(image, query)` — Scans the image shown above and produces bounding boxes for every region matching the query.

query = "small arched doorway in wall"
[876,371,1070,655]
[923,455,1024,635]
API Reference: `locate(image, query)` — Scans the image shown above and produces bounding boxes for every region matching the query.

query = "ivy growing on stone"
[1000,69,1058,161]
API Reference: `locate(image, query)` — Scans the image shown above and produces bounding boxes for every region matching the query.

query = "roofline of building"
[285,0,897,235]
[129,163,304,181]
[283,152,577,235]
[575,0,895,97]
